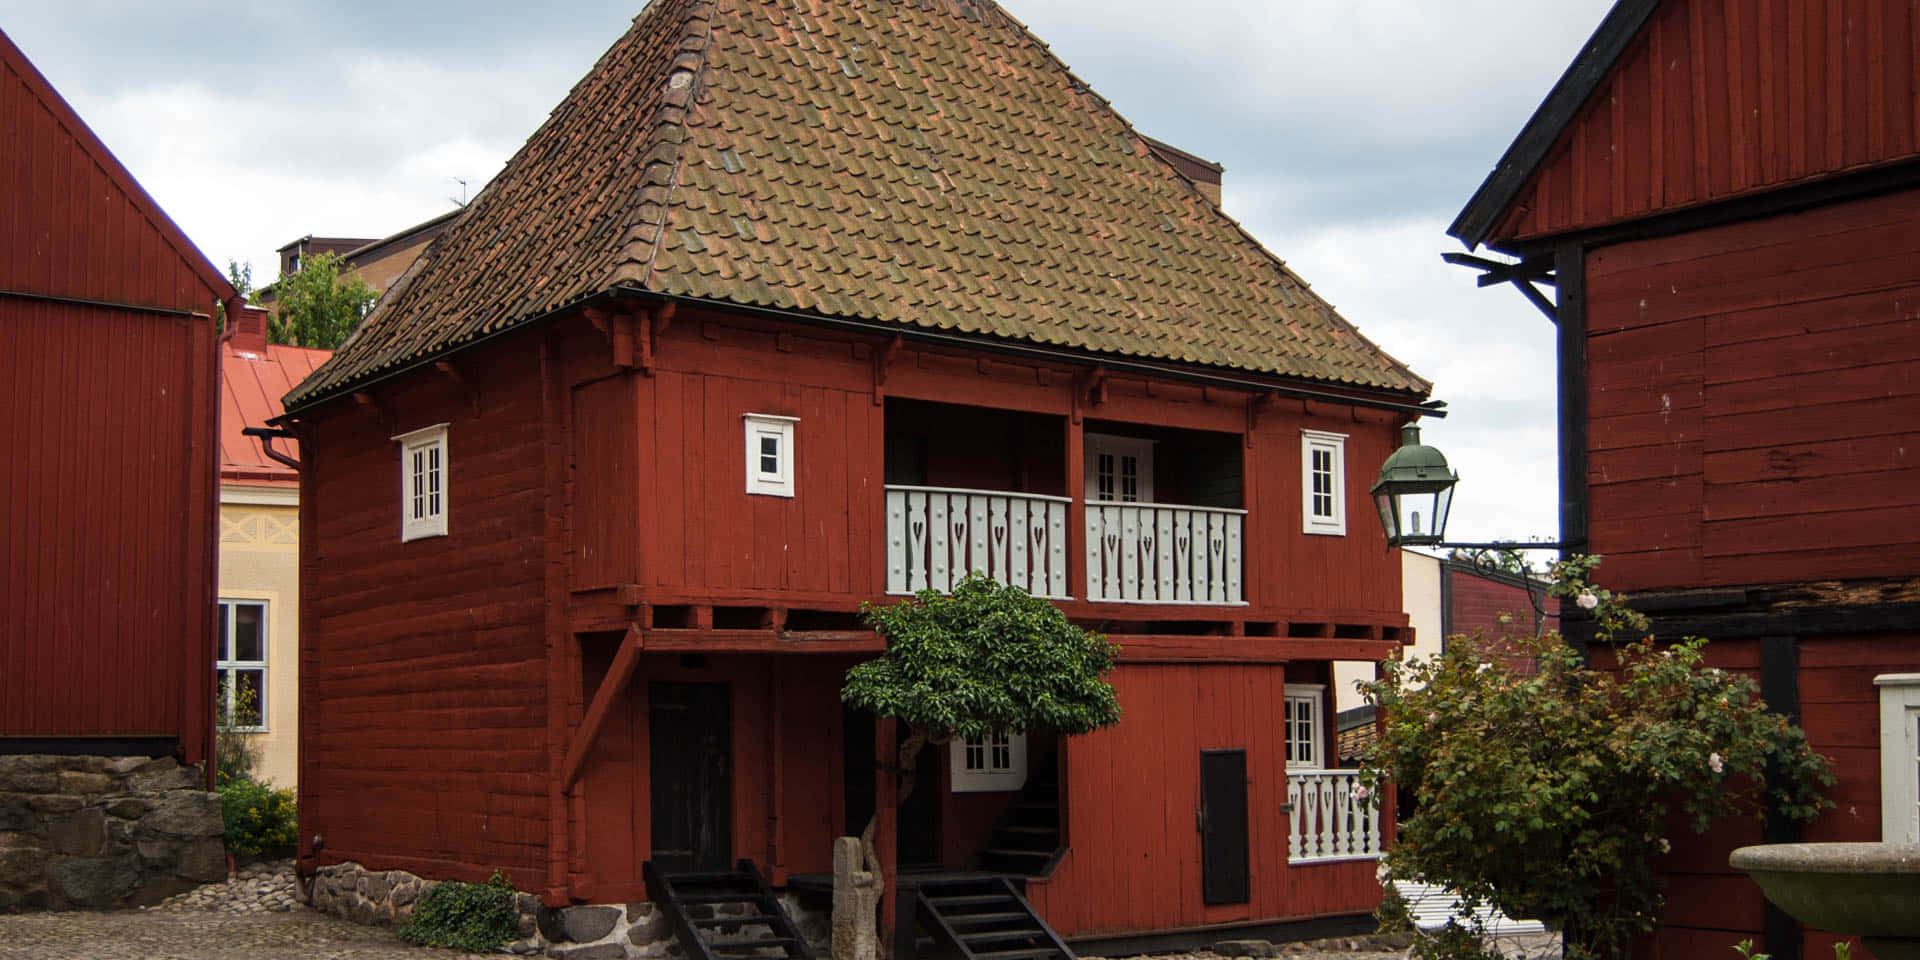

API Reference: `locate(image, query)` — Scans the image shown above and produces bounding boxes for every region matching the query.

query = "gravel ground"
[0,859,1557,960]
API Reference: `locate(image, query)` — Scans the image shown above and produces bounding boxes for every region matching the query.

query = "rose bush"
[1360,555,1832,959]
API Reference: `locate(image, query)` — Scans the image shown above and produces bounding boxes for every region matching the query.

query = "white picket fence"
[1083,502,1244,604]
[1287,769,1382,862]
[885,486,1072,599]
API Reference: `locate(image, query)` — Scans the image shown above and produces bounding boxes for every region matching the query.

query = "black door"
[650,682,732,872]
[841,709,939,867]
[1199,749,1250,905]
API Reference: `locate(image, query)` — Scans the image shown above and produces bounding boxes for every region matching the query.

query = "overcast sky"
[5,0,1615,551]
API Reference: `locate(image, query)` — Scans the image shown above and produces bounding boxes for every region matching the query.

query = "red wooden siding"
[1,30,228,761]
[1584,184,1920,592]
[1446,569,1554,640]
[1595,634,1914,959]
[1491,0,1920,246]
[1027,664,1378,937]
[297,343,552,882]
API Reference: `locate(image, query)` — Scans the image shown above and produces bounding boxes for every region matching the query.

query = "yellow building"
[217,307,329,788]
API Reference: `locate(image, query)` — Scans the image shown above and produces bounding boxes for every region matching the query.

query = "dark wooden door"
[650,682,732,872]
[1199,749,1250,905]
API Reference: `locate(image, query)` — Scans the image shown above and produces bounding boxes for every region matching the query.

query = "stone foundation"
[0,754,224,911]
[307,860,830,959]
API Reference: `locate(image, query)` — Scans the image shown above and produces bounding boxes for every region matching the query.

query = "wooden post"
[1064,411,1085,603]
[876,717,900,957]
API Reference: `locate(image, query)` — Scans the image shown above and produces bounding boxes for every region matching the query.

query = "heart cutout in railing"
[1140,535,1153,551]
[911,520,924,540]
[1104,533,1119,550]
[1211,538,1224,554]
[952,520,966,541]
[1177,534,1189,551]
[992,525,1006,545]
[1031,526,1046,548]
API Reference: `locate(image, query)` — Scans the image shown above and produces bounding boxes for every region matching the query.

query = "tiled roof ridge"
[624,0,721,290]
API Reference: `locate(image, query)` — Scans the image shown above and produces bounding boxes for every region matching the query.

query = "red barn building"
[1452,0,1920,956]
[281,0,1436,951]
[0,27,235,768]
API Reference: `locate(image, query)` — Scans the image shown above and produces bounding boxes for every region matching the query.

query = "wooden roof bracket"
[873,334,903,406]
[352,390,393,436]
[562,623,644,789]
[434,360,481,416]
[1245,391,1274,448]
[1086,365,1109,406]
[1442,251,1558,323]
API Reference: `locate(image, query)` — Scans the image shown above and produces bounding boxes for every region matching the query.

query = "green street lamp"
[1371,423,1459,548]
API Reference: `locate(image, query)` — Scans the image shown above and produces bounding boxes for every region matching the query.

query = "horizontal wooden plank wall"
[1585,184,1920,592]
[1493,0,1920,246]
[1027,663,1377,937]
[1599,634,1914,959]
[298,343,551,883]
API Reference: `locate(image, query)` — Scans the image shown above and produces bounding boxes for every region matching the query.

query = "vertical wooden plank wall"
[1585,185,1920,591]
[1026,663,1377,937]
[1,39,226,760]
[1493,0,1920,245]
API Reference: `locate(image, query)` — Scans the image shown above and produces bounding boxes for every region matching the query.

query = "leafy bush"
[398,871,520,953]
[213,682,260,786]
[217,775,297,857]
[1360,556,1833,959]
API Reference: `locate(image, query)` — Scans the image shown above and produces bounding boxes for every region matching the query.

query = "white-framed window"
[216,599,268,731]
[394,423,449,542]
[1084,433,1155,503]
[1879,674,1920,842]
[744,414,798,497]
[950,730,1028,792]
[1301,430,1347,536]
[1285,683,1325,769]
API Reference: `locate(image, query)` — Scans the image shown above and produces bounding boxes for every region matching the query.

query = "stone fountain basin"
[1730,843,1920,938]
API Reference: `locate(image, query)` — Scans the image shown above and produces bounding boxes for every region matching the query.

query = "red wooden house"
[281,0,1436,949]
[1451,0,1920,956]
[0,27,236,769]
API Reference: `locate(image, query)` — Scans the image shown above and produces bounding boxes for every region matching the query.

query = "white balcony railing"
[1287,769,1383,862]
[1084,502,1244,604]
[885,486,1072,599]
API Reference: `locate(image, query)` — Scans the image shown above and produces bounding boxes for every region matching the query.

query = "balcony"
[882,399,1248,608]
[1287,769,1383,862]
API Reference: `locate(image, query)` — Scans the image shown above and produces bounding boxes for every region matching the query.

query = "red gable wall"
[1489,0,1920,248]
[0,29,230,763]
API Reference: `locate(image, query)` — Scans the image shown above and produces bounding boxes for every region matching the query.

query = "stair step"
[983,849,1054,859]
[999,825,1057,835]
[945,911,1032,927]
[665,870,753,884]
[709,936,798,951]
[694,913,781,928]
[928,894,1017,908]
[974,949,1061,960]
[678,894,762,905]
[962,930,1048,946]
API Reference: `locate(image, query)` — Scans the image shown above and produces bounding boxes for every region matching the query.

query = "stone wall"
[307,860,830,959]
[0,755,225,911]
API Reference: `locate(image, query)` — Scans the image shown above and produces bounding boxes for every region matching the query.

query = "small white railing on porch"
[1084,502,1244,604]
[1287,769,1382,862]
[885,486,1072,599]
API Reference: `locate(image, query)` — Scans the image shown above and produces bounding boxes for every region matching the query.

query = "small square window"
[394,423,449,541]
[744,414,798,497]
[951,731,1027,792]
[1301,430,1347,536]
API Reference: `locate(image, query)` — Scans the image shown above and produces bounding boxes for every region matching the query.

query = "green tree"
[842,574,1122,936]
[213,259,254,334]
[1360,556,1832,959]
[269,251,376,348]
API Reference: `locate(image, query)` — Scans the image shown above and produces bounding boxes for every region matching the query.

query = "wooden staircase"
[910,876,1075,960]
[974,756,1063,876]
[644,859,816,960]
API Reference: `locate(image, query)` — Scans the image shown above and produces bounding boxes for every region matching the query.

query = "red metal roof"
[221,327,329,485]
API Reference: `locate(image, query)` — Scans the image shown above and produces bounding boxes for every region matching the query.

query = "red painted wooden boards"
[1,32,229,762]
[1585,184,1920,592]
[1491,0,1920,246]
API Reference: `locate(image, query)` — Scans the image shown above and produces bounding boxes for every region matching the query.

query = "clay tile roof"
[286,0,1428,411]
